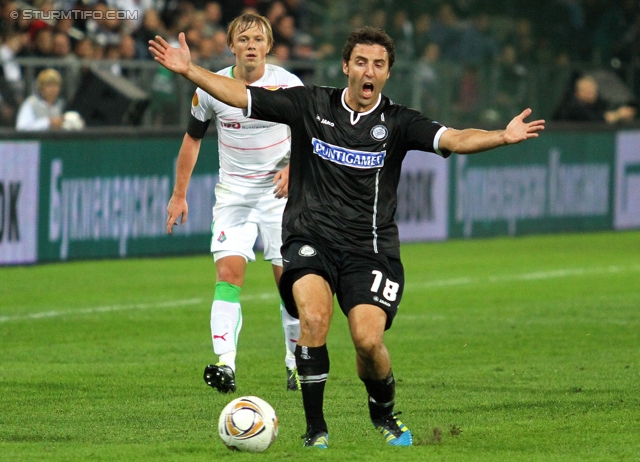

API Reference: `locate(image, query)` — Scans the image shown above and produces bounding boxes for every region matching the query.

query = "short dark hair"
[342,27,396,69]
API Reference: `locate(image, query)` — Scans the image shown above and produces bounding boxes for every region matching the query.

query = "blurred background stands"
[1,0,638,129]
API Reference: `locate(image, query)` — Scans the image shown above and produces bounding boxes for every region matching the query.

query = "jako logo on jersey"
[320,118,334,127]
[298,245,317,257]
[370,124,388,141]
[221,122,241,129]
[312,138,385,169]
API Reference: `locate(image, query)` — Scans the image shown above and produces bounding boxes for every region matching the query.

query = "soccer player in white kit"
[165,13,303,392]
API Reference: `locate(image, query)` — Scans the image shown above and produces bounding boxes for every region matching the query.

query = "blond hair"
[226,13,274,51]
[36,68,62,90]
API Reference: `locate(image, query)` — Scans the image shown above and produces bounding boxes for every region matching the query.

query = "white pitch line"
[0,298,204,323]
[406,264,640,290]
[2,265,638,324]
[0,292,282,324]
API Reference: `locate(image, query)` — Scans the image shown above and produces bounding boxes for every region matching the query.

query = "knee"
[297,306,332,345]
[353,335,382,360]
[300,308,330,334]
[216,266,244,286]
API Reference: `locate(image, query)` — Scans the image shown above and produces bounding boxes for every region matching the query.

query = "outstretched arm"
[439,108,545,154]
[149,32,248,109]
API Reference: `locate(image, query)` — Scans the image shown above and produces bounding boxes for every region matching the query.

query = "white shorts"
[210,181,285,264]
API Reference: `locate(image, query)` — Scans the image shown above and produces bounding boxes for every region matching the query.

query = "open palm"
[504,108,545,144]
[149,32,191,75]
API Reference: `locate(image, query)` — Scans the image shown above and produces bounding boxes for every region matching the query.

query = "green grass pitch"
[1,230,639,461]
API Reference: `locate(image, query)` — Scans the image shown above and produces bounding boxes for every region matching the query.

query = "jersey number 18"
[370,270,400,302]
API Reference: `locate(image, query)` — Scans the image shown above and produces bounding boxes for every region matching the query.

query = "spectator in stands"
[16,68,64,131]
[416,41,441,116]
[429,3,461,62]
[92,39,106,59]
[133,9,167,59]
[271,41,291,64]
[492,44,528,123]
[119,34,138,60]
[264,1,287,28]
[453,65,480,123]
[458,13,499,66]
[51,31,77,90]
[0,70,18,126]
[30,27,54,59]
[74,37,94,59]
[197,36,216,60]
[390,10,415,59]
[509,19,536,65]
[88,4,125,48]
[283,0,311,32]
[185,26,204,59]
[273,14,295,50]
[106,0,153,34]
[413,13,433,60]
[0,31,28,103]
[0,0,20,35]
[52,32,72,58]
[592,0,637,65]
[209,29,234,59]
[202,1,225,37]
[369,8,387,31]
[554,75,636,123]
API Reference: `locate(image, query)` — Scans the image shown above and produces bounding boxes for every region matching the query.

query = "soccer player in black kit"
[150,27,545,449]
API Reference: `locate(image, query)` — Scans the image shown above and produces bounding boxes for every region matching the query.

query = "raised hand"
[149,32,191,75]
[504,108,545,144]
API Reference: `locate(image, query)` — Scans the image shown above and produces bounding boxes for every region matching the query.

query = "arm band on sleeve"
[186,114,211,139]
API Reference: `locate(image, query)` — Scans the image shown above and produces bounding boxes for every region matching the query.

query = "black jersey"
[247,85,450,258]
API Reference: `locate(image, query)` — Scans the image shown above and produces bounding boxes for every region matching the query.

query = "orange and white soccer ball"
[218,396,278,452]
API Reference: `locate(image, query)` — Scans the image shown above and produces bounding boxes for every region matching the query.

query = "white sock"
[281,303,300,370]
[211,300,242,372]
[219,351,236,371]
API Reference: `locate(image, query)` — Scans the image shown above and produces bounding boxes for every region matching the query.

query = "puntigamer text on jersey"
[312,138,385,169]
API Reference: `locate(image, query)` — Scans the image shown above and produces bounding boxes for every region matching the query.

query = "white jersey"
[191,64,303,187]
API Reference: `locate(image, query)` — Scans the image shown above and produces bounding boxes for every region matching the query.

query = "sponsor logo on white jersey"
[312,138,385,169]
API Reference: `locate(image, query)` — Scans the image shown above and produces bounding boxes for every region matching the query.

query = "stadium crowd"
[1,0,638,127]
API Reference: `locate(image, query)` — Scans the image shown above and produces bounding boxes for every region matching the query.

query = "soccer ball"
[218,396,278,452]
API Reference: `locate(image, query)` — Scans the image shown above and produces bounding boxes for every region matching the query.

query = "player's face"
[343,43,390,112]
[229,24,271,71]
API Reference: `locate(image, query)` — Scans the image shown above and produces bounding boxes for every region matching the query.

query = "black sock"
[362,370,395,422]
[295,344,329,434]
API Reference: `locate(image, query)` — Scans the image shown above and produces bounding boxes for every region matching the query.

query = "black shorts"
[279,237,405,330]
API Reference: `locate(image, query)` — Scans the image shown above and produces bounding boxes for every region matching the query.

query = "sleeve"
[402,108,452,158]
[245,86,307,126]
[187,87,214,139]
[16,100,50,131]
